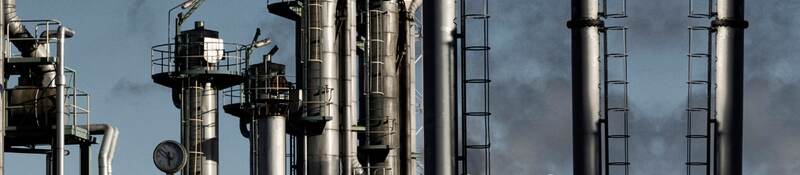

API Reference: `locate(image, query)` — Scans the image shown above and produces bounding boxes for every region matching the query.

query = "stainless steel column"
[423,0,455,174]
[714,0,746,174]
[304,0,340,174]
[258,116,286,175]
[368,1,400,175]
[568,0,601,174]
[182,82,219,175]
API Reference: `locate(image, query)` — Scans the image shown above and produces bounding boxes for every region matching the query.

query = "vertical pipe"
[201,83,219,175]
[55,26,66,175]
[714,0,746,174]
[341,0,359,173]
[568,0,601,174]
[423,0,455,174]
[80,144,90,175]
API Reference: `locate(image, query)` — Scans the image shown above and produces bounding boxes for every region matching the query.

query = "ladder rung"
[464,14,490,19]
[465,46,491,51]
[606,80,629,85]
[465,79,491,83]
[689,14,714,19]
[608,162,631,166]
[687,80,709,84]
[608,134,630,138]
[689,53,710,58]
[607,108,629,112]
[465,112,491,116]
[686,135,708,138]
[687,107,708,112]
[465,144,490,149]
[686,162,708,166]
[606,53,628,58]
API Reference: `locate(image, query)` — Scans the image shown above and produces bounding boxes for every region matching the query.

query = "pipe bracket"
[567,18,605,29]
[712,18,749,29]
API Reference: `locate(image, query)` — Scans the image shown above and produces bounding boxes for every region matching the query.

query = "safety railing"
[150,42,248,78]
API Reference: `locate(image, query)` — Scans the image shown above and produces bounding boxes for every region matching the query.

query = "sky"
[4,0,800,175]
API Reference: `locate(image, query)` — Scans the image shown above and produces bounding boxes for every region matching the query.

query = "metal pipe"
[341,0,360,173]
[400,1,420,174]
[423,0,455,173]
[304,0,340,174]
[55,25,66,175]
[714,0,746,174]
[77,124,120,175]
[568,0,601,174]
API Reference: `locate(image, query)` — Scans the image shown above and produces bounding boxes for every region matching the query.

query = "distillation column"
[423,0,455,174]
[302,0,341,174]
[713,0,747,174]
[362,1,400,174]
[568,0,602,174]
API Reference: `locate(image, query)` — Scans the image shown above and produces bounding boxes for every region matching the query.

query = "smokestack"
[567,0,602,174]
[423,0,455,174]
[713,0,747,174]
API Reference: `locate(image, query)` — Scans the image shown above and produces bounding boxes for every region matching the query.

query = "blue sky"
[6,0,800,175]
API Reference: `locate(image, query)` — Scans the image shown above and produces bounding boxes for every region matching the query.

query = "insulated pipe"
[340,0,360,173]
[423,0,455,174]
[55,26,65,175]
[78,124,120,175]
[568,0,601,174]
[714,0,746,174]
[304,0,340,174]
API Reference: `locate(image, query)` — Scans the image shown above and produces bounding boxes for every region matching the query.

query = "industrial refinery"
[1,0,800,175]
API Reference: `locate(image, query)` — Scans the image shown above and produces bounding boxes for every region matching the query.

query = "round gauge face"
[153,140,187,173]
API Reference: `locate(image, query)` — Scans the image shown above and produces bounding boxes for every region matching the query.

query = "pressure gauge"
[153,140,187,174]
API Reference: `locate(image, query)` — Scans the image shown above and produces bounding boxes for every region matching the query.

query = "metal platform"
[152,70,245,89]
[4,125,96,146]
[268,1,303,21]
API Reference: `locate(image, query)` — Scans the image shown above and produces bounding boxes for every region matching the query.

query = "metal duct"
[256,116,286,175]
[568,0,601,174]
[423,0,455,174]
[714,0,747,174]
[78,124,120,175]
[303,0,340,174]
